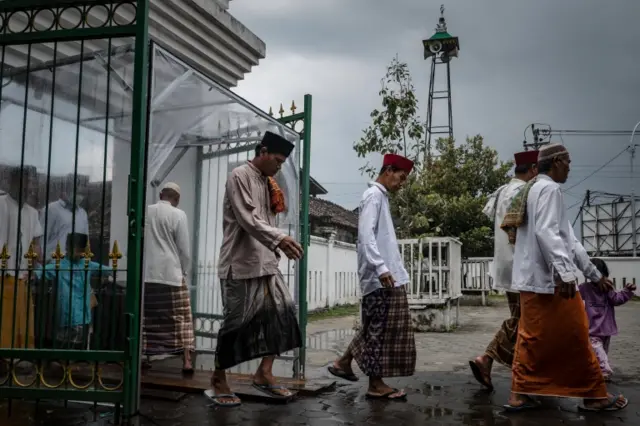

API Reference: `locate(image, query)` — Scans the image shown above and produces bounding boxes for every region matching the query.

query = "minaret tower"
[422,5,460,163]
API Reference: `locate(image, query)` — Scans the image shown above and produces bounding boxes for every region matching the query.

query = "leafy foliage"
[354,57,512,256]
[392,136,512,257]
[353,56,425,178]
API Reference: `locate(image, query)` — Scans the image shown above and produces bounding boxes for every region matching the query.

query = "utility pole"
[629,120,640,257]
[523,123,551,151]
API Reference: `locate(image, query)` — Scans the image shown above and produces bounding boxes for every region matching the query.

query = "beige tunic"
[218,162,286,280]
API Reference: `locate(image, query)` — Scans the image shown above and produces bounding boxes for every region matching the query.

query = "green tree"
[392,136,512,257]
[353,56,425,177]
[354,57,512,257]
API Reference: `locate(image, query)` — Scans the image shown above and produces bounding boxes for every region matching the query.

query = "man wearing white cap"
[142,182,194,373]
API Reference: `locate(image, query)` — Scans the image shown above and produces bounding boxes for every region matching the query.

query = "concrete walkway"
[2,300,639,425]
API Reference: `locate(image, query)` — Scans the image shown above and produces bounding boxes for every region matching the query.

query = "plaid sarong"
[485,292,520,367]
[348,286,416,378]
[142,280,195,355]
[500,177,538,244]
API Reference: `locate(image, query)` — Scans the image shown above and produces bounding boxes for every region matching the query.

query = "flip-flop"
[365,388,407,400]
[182,367,195,376]
[503,400,540,412]
[579,394,628,412]
[328,365,359,382]
[468,360,494,391]
[204,389,241,407]
[252,382,294,400]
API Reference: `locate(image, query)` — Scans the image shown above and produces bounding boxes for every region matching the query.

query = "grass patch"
[308,304,359,322]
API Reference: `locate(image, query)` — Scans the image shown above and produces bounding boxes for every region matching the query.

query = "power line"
[562,146,630,193]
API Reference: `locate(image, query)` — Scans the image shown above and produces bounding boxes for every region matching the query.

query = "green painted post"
[297,94,312,379]
[123,0,150,421]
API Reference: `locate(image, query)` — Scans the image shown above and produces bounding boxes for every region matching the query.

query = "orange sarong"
[512,290,607,399]
[0,276,35,349]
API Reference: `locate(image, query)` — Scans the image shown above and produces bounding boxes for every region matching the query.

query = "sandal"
[469,360,493,391]
[204,389,241,407]
[328,365,359,382]
[365,388,407,400]
[252,382,294,400]
[580,394,628,412]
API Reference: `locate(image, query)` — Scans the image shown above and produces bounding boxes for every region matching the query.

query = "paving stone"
[2,301,639,425]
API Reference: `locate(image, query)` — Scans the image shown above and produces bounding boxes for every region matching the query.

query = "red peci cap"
[382,153,414,173]
[514,150,538,166]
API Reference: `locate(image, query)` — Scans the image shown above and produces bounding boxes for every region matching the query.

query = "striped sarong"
[214,271,301,370]
[485,291,520,367]
[142,280,195,356]
[348,286,416,378]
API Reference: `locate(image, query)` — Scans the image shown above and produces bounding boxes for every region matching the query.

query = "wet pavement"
[2,300,639,425]
[2,369,639,425]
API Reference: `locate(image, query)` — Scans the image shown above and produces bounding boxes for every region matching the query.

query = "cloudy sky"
[232,0,640,233]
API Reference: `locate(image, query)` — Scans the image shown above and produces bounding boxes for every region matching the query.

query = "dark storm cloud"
[231,0,640,224]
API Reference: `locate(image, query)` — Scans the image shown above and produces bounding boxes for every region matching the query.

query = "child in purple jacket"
[579,258,636,381]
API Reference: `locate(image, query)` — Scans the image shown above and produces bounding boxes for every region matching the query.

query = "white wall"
[299,236,359,311]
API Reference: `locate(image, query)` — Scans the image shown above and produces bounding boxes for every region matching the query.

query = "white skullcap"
[161,182,181,195]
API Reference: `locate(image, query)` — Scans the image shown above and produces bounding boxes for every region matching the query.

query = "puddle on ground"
[306,328,357,350]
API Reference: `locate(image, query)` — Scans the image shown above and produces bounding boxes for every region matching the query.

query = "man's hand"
[625,282,637,292]
[595,276,614,293]
[278,236,303,260]
[558,279,577,299]
[379,272,395,288]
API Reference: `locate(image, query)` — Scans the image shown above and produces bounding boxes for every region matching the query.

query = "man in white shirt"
[142,182,194,373]
[328,153,415,400]
[41,174,89,262]
[469,149,537,390]
[505,144,627,412]
[0,166,43,349]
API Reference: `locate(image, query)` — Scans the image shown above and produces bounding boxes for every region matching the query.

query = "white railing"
[397,237,463,303]
[462,256,640,295]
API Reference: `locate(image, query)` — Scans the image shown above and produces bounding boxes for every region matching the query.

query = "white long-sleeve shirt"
[143,200,191,286]
[0,191,42,277]
[483,178,525,292]
[357,182,409,296]
[41,199,89,261]
[512,175,601,294]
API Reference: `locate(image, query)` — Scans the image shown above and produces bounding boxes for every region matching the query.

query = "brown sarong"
[142,280,195,355]
[348,286,416,378]
[511,290,607,398]
[0,276,34,348]
[485,291,520,367]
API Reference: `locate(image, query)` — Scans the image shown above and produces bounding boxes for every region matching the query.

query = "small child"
[579,258,636,381]
[36,233,111,349]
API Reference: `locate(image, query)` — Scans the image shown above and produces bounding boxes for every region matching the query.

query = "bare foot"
[469,355,493,389]
[253,370,292,397]
[211,373,241,405]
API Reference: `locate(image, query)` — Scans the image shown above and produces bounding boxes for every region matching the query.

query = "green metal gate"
[0,0,149,423]
[189,96,313,380]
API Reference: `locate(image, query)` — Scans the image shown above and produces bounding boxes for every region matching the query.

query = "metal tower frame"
[423,6,459,162]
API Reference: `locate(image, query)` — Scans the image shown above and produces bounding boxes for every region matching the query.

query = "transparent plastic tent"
[0,38,302,378]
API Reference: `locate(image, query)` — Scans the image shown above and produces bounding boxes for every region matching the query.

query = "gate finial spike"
[279,103,285,118]
[24,241,38,269]
[0,244,10,270]
[52,242,65,268]
[268,106,274,116]
[83,239,94,267]
[109,240,123,269]
[290,101,297,114]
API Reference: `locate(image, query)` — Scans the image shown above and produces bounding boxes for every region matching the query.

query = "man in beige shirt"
[209,131,303,407]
